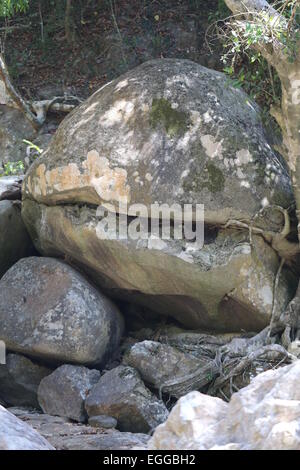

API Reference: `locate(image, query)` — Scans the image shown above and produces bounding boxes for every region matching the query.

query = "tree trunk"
[65,0,73,44]
[223,0,300,341]
[279,70,300,237]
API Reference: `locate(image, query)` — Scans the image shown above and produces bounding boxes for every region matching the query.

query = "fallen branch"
[31,96,82,123]
[158,358,220,399]
[0,53,82,130]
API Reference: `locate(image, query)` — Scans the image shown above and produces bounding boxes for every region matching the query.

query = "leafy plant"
[209,1,300,115]
[0,0,29,18]
[0,160,24,176]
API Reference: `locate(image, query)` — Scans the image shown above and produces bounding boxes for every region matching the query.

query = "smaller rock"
[38,365,100,422]
[0,405,54,450]
[123,340,218,397]
[0,353,51,408]
[88,415,117,429]
[85,365,169,433]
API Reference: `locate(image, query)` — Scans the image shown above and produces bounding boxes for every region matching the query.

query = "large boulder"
[22,59,295,331]
[0,405,54,450]
[0,353,51,408]
[0,200,33,278]
[85,365,169,433]
[149,361,300,450]
[38,365,100,422]
[22,59,292,214]
[0,257,124,365]
[22,204,296,331]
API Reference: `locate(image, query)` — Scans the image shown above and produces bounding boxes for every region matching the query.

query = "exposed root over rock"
[140,320,296,402]
[207,343,294,400]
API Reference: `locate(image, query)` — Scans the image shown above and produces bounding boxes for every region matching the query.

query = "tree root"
[207,344,295,399]
[154,321,294,402]
[223,205,300,260]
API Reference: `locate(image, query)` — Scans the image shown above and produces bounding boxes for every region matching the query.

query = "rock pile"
[0,59,298,450]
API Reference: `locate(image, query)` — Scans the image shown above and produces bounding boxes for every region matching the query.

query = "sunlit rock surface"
[22,59,295,331]
[0,257,124,365]
[0,405,54,450]
[149,361,300,450]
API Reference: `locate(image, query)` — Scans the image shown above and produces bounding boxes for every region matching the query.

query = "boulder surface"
[0,257,124,365]
[85,365,169,433]
[0,353,51,408]
[22,59,295,331]
[38,365,100,422]
[0,405,54,450]
[149,361,300,450]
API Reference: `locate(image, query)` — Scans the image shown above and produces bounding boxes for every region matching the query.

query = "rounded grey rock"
[0,257,124,365]
[88,415,117,429]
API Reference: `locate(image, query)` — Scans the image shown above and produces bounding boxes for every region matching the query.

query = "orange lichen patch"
[25,150,131,205]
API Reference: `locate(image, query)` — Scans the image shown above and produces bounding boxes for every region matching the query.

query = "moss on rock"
[203,163,225,193]
[150,98,190,137]
[183,162,225,194]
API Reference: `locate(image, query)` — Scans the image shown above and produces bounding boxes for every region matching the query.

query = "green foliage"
[22,139,43,155]
[208,0,230,23]
[150,98,190,137]
[0,140,41,176]
[0,0,29,18]
[216,1,300,114]
[224,53,281,108]
[0,160,24,176]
